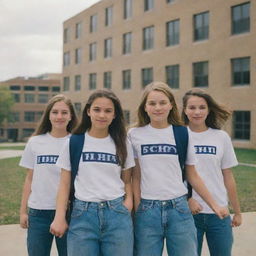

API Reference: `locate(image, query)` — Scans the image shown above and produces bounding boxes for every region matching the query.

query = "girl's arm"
[186,165,229,219]
[20,169,33,229]
[132,159,141,211]
[121,168,133,212]
[50,169,71,237]
[222,168,242,227]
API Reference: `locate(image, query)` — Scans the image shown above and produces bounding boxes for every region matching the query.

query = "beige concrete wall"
[62,0,256,148]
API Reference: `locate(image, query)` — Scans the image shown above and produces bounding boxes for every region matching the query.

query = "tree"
[0,85,14,125]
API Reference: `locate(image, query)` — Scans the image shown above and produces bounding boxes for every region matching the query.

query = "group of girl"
[19,81,241,256]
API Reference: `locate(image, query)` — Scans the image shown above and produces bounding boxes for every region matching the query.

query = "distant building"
[0,74,61,141]
[62,0,255,149]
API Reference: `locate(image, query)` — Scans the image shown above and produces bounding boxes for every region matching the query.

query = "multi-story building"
[62,0,255,149]
[0,74,61,141]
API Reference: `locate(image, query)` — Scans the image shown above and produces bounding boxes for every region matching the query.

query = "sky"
[0,0,101,81]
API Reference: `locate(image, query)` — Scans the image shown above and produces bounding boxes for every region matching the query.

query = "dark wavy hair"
[182,89,231,129]
[33,94,78,136]
[136,81,183,127]
[73,89,127,168]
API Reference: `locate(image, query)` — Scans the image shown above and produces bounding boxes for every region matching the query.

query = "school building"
[61,0,255,149]
[0,74,61,141]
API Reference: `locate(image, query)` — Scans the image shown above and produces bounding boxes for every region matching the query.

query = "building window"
[63,28,70,44]
[90,14,97,33]
[166,19,180,46]
[24,112,35,122]
[123,110,130,125]
[124,0,132,19]
[89,42,97,61]
[143,26,154,50]
[104,38,112,58]
[89,73,97,90]
[38,86,49,91]
[63,77,70,91]
[232,2,250,35]
[9,112,20,123]
[231,57,250,86]
[75,75,81,91]
[123,32,132,55]
[63,52,70,66]
[75,48,82,64]
[122,70,131,90]
[144,0,154,11]
[36,112,43,121]
[24,94,35,103]
[38,94,48,103]
[12,93,20,102]
[24,85,35,91]
[194,11,209,41]
[10,85,21,90]
[104,72,112,89]
[74,102,82,115]
[105,6,113,27]
[142,67,153,88]
[166,65,179,89]
[167,0,175,3]
[52,86,60,92]
[75,22,82,39]
[233,111,250,140]
[23,128,35,138]
[193,61,208,87]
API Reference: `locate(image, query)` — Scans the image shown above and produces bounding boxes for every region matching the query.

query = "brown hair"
[33,94,78,135]
[136,81,183,127]
[73,89,127,168]
[182,88,231,129]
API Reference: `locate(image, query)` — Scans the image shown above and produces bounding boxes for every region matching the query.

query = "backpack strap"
[69,133,85,202]
[172,125,192,198]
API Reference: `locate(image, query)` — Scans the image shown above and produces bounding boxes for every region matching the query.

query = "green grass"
[0,148,255,225]
[0,146,25,150]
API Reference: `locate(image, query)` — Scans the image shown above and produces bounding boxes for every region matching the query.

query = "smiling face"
[144,90,173,128]
[184,95,209,129]
[49,101,71,132]
[87,97,115,133]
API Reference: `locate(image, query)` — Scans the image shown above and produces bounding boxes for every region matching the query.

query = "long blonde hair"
[136,81,183,127]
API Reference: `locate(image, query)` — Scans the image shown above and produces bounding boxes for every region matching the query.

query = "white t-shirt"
[57,132,135,202]
[128,124,196,200]
[19,133,70,210]
[188,127,238,213]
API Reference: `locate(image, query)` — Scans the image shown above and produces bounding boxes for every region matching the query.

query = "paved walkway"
[0,212,255,256]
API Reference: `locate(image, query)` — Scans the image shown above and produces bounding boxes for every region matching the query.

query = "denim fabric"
[193,213,233,256]
[67,196,133,256]
[134,195,197,256]
[27,208,67,256]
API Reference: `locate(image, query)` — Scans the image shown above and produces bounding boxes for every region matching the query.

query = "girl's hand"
[123,198,133,212]
[213,205,229,219]
[232,213,242,227]
[20,213,29,229]
[50,218,68,238]
[188,198,203,215]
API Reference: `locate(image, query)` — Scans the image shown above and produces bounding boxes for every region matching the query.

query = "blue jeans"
[27,208,67,256]
[193,213,233,256]
[67,196,133,256]
[134,195,197,256]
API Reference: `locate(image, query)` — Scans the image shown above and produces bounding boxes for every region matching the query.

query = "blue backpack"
[68,125,191,203]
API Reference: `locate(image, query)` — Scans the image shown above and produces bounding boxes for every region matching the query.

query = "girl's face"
[184,96,209,127]
[87,97,115,132]
[145,90,172,127]
[49,101,71,131]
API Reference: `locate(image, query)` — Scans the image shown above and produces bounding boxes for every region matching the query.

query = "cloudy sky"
[0,0,100,81]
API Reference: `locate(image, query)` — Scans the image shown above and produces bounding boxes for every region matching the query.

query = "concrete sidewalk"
[0,212,255,256]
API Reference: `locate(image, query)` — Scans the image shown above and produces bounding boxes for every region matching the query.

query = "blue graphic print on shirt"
[194,145,216,155]
[37,155,59,164]
[141,144,177,155]
[82,152,119,165]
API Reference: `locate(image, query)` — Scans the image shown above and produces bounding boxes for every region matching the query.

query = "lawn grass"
[235,148,256,164]
[0,146,25,150]
[0,149,255,225]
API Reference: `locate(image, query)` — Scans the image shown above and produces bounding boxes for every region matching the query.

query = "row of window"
[10,85,60,92]
[64,1,250,44]
[63,2,251,66]
[8,112,43,123]
[63,56,251,91]
[12,93,58,103]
